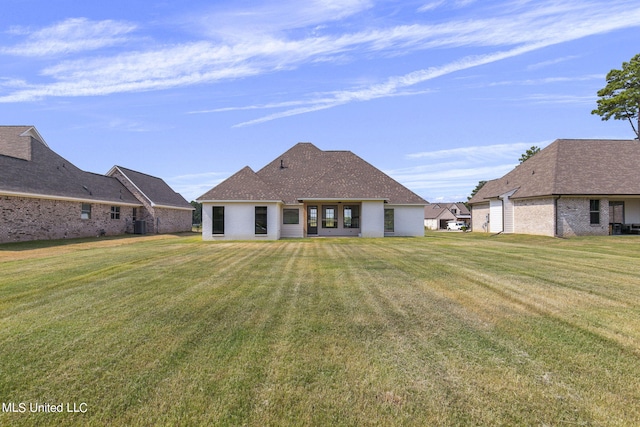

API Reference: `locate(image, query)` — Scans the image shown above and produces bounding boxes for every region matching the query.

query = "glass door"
[307,206,318,235]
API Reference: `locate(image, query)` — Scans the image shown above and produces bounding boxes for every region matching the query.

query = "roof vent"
[280,159,287,169]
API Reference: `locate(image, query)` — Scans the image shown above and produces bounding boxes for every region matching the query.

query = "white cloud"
[232,45,551,127]
[0,0,639,105]
[189,0,373,42]
[1,18,136,57]
[417,1,446,13]
[526,55,579,70]
[389,140,552,201]
[406,142,532,160]
[520,93,595,105]
[167,171,231,201]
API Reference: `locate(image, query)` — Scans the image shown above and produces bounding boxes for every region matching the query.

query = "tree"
[519,146,540,163]
[468,180,487,201]
[190,201,202,226]
[591,53,640,139]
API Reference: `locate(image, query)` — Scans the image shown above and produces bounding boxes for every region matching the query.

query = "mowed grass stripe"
[362,237,640,424]
[1,234,640,426]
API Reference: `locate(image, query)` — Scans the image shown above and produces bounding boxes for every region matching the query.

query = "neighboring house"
[106,166,194,234]
[0,126,193,243]
[424,203,470,230]
[468,139,640,237]
[197,143,427,240]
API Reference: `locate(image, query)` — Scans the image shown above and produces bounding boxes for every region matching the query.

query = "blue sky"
[1,0,639,203]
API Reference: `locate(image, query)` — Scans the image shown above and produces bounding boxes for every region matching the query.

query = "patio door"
[307,206,318,235]
[610,201,625,224]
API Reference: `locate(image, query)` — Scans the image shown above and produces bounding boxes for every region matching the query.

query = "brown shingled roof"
[111,166,193,209]
[198,143,427,204]
[198,166,283,201]
[0,128,140,205]
[469,139,640,204]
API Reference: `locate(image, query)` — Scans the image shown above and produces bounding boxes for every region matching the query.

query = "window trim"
[283,208,300,225]
[212,206,225,235]
[255,206,268,235]
[384,208,394,232]
[81,203,91,220]
[590,199,600,225]
[343,205,360,229]
[322,206,338,228]
[110,206,121,220]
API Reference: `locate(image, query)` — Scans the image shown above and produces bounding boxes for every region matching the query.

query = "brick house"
[0,126,193,243]
[468,139,640,237]
[197,143,427,240]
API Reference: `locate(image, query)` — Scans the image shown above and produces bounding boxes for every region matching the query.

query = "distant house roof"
[468,139,640,204]
[424,203,470,220]
[0,126,140,205]
[197,143,427,205]
[108,166,193,210]
[424,204,449,220]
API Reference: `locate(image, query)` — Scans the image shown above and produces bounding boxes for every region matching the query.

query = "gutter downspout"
[554,195,561,237]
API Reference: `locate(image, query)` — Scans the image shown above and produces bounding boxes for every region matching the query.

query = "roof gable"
[198,166,282,201]
[109,166,192,209]
[424,205,448,219]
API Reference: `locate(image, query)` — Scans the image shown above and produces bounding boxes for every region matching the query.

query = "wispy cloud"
[486,75,602,87]
[192,0,374,41]
[390,141,551,201]
[231,44,556,127]
[417,1,446,13]
[406,142,532,160]
[0,0,639,108]
[1,18,137,57]
[520,93,595,105]
[167,171,232,201]
[527,55,579,70]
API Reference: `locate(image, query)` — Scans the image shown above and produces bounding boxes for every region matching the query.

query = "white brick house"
[197,143,427,240]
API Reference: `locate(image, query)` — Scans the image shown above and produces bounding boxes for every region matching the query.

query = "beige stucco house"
[468,139,640,237]
[197,143,427,240]
[0,125,193,243]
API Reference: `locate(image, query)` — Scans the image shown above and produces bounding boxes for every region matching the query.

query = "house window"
[590,200,600,225]
[283,209,299,224]
[384,208,394,232]
[322,206,338,228]
[255,206,268,234]
[132,208,137,222]
[212,206,225,234]
[110,206,121,219]
[343,205,360,228]
[81,203,91,220]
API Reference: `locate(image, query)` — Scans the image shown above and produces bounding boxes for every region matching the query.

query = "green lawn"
[1,232,639,426]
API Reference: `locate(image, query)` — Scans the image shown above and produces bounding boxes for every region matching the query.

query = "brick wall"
[153,206,193,233]
[471,203,490,232]
[513,198,556,236]
[0,196,136,243]
[557,197,609,237]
